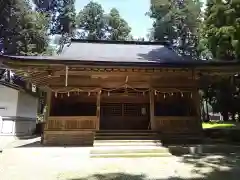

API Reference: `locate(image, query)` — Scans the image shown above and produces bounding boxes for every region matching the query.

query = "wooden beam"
[54,70,192,78]
[6,63,192,72]
[49,81,151,89]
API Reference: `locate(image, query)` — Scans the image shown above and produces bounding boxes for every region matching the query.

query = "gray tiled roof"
[58,41,184,63]
[2,40,239,67]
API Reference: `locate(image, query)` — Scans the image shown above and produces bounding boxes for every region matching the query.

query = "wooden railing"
[153,116,201,133]
[45,116,97,130]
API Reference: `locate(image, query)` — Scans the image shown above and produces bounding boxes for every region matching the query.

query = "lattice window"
[124,103,141,116]
[101,103,149,117]
[101,103,122,116]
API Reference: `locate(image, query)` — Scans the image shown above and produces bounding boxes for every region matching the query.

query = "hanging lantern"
[163,93,166,99]
[88,92,91,96]
[67,92,70,97]
[190,92,192,98]
[55,92,58,98]
[181,92,183,97]
[108,91,110,96]
[171,92,174,96]
[154,90,157,95]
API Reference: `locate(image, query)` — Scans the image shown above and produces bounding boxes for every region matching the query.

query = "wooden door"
[100,103,150,130]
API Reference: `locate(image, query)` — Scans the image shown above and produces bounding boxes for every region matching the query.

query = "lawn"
[202,122,238,129]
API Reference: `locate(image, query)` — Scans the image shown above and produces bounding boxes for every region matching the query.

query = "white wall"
[0,86,38,136]
[0,85,18,117]
[16,91,38,119]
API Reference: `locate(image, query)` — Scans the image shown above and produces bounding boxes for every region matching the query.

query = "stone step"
[96,130,157,133]
[94,139,159,143]
[96,132,157,136]
[95,135,158,140]
[91,152,172,158]
[91,146,169,154]
[94,140,162,147]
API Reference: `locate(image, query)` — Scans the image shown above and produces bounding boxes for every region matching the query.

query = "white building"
[0,81,38,136]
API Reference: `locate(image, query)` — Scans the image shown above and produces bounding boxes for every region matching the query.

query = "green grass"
[202,122,237,129]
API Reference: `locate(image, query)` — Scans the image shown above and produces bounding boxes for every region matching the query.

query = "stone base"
[43,130,95,146]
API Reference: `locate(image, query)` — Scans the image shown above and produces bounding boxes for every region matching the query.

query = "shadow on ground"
[63,153,240,180]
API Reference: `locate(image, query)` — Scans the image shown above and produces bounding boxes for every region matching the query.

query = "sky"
[75,0,153,39]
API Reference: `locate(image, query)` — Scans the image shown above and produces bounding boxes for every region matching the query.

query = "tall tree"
[34,0,59,13]
[148,0,202,59]
[106,8,131,40]
[34,0,76,54]
[201,0,240,121]
[0,0,49,55]
[76,1,107,40]
[54,0,76,35]
[33,0,61,33]
[34,0,76,35]
[203,0,240,60]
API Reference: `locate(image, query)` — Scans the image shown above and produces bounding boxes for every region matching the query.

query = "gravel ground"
[1,147,240,180]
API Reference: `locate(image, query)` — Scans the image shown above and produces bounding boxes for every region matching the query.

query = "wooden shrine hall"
[1,39,240,145]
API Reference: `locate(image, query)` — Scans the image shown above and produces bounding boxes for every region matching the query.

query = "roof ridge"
[71,39,171,46]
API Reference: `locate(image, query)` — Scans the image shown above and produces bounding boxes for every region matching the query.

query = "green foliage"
[54,0,76,35]
[148,0,202,59]
[199,0,240,121]
[34,0,76,54]
[203,0,240,60]
[105,8,131,40]
[76,1,132,40]
[34,0,76,35]
[76,1,106,40]
[33,0,60,13]
[0,0,50,55]
[33,0,62,33]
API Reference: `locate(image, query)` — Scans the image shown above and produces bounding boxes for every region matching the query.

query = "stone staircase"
[91,130,171,158]
[94,130,160,140]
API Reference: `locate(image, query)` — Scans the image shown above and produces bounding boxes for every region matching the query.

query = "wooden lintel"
[6,62,191,72]
[54,70,192,77]
[49,82,151,90]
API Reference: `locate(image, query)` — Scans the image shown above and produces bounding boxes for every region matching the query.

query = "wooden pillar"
[44,90,52,130]
[43,90,52,144]
[149,89,155,130]
[193,88,202,130]
[96,91,101,130]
